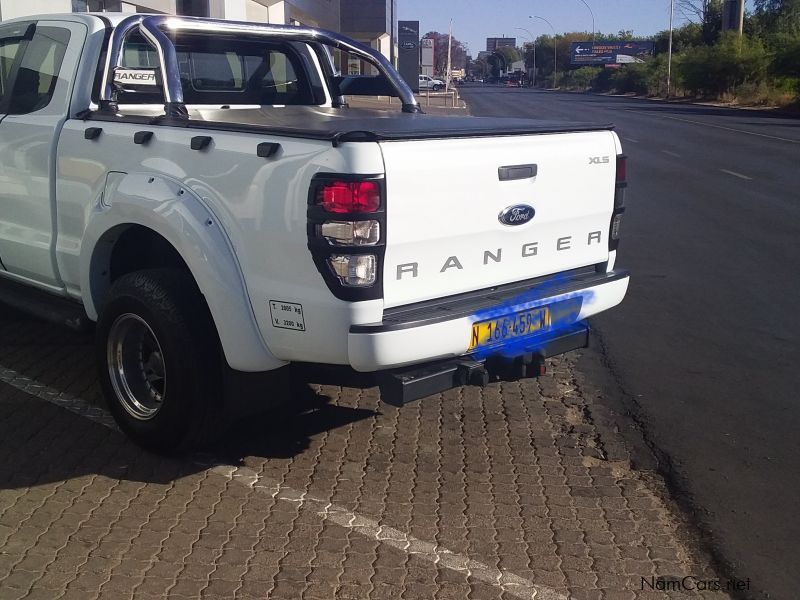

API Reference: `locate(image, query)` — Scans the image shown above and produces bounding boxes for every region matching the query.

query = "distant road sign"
[570,41,655,66]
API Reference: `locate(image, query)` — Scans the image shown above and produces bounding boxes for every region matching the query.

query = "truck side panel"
[55,119,385,370]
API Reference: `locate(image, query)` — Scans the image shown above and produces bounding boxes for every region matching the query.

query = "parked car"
[0,13,629,452]
[418,74,445,91]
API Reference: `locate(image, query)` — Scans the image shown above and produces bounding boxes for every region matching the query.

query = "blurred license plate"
[469,306,551,351]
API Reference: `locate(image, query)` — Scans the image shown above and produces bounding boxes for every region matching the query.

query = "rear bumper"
[379,323,590,406]
[348,269,629,371]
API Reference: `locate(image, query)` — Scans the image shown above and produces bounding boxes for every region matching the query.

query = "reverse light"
[614,155,627,209]
[610,213,623,240]
[319,220,380,246]
[318,181,381,213]
[328,254,377,287]
[610,154,627,250]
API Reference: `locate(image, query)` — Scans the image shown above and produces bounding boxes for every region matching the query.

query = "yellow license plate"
[469,306,551,351]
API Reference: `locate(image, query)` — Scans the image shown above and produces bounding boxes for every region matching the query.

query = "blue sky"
[397,0,754,55]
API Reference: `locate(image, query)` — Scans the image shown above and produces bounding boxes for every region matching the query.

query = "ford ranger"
[0,13,629,452]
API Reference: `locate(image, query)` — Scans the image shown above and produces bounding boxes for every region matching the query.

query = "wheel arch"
[81,172,285,372]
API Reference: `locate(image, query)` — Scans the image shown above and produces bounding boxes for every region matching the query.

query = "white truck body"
[0,13,629,449]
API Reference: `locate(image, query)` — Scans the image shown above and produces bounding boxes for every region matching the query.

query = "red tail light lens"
[616,155,627,184]
[318,181,381,214]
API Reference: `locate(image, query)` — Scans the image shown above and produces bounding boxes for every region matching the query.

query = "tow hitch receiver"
[378,323,589,406]
[380,359,487,407]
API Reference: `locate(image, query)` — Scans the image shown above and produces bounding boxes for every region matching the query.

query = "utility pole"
[722,0,745,35]
[531,15,556,89]
[445,19,453,93]
[667,0,674,98]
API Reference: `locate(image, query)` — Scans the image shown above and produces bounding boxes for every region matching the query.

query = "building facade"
[340,0,395,67]
[0,0,340,32]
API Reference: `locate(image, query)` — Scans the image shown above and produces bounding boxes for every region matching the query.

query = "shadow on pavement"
[209,382,377,462]
[0,377,376,490]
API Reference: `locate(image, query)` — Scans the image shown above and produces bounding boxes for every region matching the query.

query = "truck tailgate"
[380,130,618,308]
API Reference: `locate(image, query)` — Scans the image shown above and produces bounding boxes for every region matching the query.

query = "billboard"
[570,41,655,66]
[398,21,420,91]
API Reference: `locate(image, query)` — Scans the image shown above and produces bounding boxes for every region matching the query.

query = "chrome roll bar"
[99,14,421,116]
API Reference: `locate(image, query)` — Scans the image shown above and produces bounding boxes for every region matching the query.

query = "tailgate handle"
[498,164,538,181]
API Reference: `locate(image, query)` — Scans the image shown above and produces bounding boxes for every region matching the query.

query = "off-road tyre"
[96,268,223,453]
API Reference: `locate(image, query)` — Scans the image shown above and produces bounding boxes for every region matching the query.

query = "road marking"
[623,137,639,143]
[627,110,800,145]
[0,362,568,600]
[720,168,753,181]
[0,365,119,430]
[661,149,681,157]
[209,464,567,600]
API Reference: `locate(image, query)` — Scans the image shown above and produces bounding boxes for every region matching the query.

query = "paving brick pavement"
[0,307,730,600]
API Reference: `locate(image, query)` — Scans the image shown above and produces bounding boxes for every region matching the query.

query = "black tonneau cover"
[191,106,613,143]
[93,106,613,144]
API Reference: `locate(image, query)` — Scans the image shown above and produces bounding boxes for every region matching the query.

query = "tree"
[422,31,468,77]
[495,46,520,67]
[754,0,800,33]
[678,31,769,95]
[676,0,712,22]
[472,56,490,78]
[674,0,723,43]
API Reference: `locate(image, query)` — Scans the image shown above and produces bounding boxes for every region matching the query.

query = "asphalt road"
[459,85,799,599]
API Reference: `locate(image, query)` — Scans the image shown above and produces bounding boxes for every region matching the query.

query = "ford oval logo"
[498,204,535,226]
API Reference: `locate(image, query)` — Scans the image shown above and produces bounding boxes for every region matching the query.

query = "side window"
[114,34,319,106]
[264,52,298,94]
[7,26,71,115]
[0,39,22,108]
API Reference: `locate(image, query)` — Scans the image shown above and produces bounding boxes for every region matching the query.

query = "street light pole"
[514,27,536,87]
[531,15,557,89]
[667,0,674,98]
[575,0,595,45]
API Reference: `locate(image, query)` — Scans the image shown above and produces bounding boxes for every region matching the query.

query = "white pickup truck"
[0,13,629,451]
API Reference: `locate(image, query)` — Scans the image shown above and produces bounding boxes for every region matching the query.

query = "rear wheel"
[97,268,223,453]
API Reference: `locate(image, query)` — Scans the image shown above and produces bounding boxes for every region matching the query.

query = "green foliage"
[494,46,520,67]
[619,64,652,94]
[701,0,724,44]
[677,32,769,96]
[760,31,800,79]
[552,11,799,105]
[569,66,600,90]
[754,0,800,34]
[653,23,704,54]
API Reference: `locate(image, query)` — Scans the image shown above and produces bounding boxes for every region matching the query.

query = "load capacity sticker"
[269,301,305,331]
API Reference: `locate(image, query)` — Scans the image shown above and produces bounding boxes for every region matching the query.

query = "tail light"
[610,155,627,250]
[616,155,627,184]
[317,180,381,214]
[307,174,386,300]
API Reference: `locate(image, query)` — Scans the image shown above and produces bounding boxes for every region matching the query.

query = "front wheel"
[432,84,442,91]
[97,268,224,453]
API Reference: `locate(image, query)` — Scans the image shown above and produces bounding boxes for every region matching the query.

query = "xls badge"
[498,204,535,226]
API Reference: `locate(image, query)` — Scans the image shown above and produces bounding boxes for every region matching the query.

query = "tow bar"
[379,323,589,406]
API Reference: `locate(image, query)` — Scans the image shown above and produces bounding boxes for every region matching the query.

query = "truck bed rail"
[99,15,420,117]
